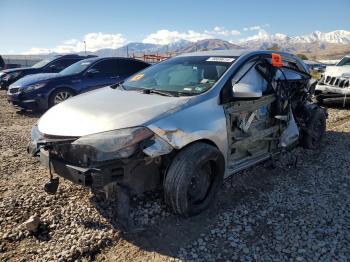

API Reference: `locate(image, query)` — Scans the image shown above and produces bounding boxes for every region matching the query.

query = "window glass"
[91,59,116,75]
[59,60,93,76]
[49,59,80,72]
[337,57,350,66]
[118,60,149,75]
[123,56,235,95]
[232,59,267,94]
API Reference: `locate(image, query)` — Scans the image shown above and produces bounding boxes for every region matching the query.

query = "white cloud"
[23,48,52,55]
[23,32,127,55]
[143,27,241,45]
[205,26,241,36]
[243,24,270,32]
[238,29,270,42]
[142,29,212,45]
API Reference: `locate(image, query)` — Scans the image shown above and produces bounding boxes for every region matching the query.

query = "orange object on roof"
[272,53,283,67]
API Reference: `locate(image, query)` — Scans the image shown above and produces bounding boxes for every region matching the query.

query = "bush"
[296,53,309,60]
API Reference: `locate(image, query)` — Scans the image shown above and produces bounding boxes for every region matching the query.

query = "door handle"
[110,76,120,79]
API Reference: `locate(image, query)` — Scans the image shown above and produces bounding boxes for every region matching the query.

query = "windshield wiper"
[110,81,125,89]
[142,89,177,97]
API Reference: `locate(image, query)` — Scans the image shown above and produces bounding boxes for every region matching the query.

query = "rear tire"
[48,88,74,108]
[164,142,224,217]
[301,108,326,149]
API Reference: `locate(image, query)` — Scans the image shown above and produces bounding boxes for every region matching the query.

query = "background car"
[315,54,350,105]
[0,54,95,90]
[0,55,5,70]
[7,57,150,110]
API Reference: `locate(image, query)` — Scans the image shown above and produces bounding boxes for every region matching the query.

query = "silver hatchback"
[29,50,326,223]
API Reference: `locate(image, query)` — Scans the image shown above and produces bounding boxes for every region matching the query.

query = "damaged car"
[28,50,326,224]
[315,54,350,105]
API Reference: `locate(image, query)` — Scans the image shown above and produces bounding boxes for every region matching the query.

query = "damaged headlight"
[71,127,153,162]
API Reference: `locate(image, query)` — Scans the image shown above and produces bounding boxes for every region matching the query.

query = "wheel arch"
[47,86,77,108]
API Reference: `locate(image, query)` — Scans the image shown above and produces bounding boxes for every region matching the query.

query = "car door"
[222,57,278,173]
[81,59,119,93]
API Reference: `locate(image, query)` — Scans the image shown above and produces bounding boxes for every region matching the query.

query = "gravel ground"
[0,90,349,261]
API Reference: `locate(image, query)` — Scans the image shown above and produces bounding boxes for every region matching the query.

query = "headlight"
[341,73,350,79]
[71,127,153,161]
[3,71,21,81]
[25,82,47,92]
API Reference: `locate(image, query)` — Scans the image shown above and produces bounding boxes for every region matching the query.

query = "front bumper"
[315,84,350,95]
[38,148,161,196]
[7,92,47,110]
[315,84,350,103]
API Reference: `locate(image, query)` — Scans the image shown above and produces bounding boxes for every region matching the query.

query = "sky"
[0,0,349,54]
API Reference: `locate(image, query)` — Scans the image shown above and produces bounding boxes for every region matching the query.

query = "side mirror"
[232,81,262,98]
[86,68,99,77]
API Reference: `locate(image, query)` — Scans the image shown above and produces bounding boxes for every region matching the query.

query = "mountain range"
[5,30,350,60]
[86,30,350,59]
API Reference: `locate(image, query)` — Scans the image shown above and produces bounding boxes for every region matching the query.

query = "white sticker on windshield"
[206,57,235,63]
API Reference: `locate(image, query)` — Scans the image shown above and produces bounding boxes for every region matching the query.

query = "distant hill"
[5,30,350,60]
[177,39,241,53]
[237,29,350,59]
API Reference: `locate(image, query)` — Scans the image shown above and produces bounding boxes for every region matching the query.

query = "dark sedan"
[7,57,150,110]
[0,54,94,90]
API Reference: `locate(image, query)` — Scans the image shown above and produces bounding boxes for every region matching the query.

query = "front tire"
[48,88,74,108]
[164,142,225,217]
[301,108,326,149]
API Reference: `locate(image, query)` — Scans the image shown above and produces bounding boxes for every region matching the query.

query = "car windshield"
[31,58,55,68]
[59,60,93,76]
[337,57,350,66]
[123,56,236,95]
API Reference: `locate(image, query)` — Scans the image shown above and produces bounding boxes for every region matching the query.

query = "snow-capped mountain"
[294,30,350,44]
[238,30,350,48]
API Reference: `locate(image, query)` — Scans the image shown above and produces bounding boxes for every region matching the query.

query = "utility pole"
[84,41,87,55]
[126,45,129,57]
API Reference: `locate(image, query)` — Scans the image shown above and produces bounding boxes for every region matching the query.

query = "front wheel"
[48,88,74,108]
[301,108,326,149]
[164,142,225,217]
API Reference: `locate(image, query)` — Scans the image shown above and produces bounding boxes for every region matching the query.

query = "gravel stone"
[0,91,349,261]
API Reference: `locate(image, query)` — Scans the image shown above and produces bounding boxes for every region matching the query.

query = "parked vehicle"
[7,57,150,110]
[0,55,5,70]
[0,54,94,90]
[28,50,326,225]
[315,54,350,105]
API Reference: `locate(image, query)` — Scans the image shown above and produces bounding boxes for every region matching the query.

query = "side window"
[91,60,116,75]
[276,67,303,80]
[231,59,268,95]
[117,60,149,76]
[48,59,80,72]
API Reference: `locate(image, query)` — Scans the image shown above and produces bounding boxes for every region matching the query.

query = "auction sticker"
[130,74,144,81]
[206,57,235,63]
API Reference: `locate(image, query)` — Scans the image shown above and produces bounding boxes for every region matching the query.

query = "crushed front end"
[28,125,174,225]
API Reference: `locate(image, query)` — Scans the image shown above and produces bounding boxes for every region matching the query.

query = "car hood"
[13,73,61,87]
[323,65,350,77]
[2,67,35,74]
[38,87,191,137]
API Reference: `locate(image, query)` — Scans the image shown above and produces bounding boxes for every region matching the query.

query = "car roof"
[78,56,150,64]
[179,49,297,58]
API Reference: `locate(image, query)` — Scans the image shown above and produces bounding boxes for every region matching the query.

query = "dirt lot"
[0,90,349,262]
